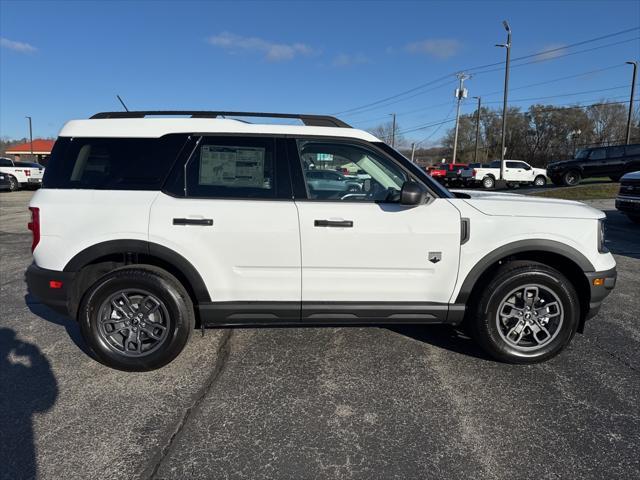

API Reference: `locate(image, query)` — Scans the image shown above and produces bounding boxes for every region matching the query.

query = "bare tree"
[368,121,407,148]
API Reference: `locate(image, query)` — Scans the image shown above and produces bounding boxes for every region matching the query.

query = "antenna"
[116,95,130,112]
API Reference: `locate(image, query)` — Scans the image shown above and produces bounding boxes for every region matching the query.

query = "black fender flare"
[454,239,594,304]
[64,239,211,302]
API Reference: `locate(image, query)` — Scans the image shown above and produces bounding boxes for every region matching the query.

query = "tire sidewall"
[563,171,580,186]
[483,176,495,189]
[79,269,193,371]
[534,176,546,187]
[477,269,579,363]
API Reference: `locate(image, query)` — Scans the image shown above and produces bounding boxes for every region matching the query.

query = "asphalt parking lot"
[1,190,639,480]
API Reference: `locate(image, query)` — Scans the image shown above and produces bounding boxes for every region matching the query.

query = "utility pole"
[496,20,511,180]
[452,72,470,163]
[625,61,637,145]
[25,116,33,158]
[473,96,481,163]
[410,142,416,163]
[390,113,397,147]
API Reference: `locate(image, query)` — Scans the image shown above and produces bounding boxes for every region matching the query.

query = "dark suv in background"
[547,144,640,186]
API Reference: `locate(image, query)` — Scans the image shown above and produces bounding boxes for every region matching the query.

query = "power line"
[332,26,639,116]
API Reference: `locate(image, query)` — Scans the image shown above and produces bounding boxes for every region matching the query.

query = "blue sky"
[1,0,639,144]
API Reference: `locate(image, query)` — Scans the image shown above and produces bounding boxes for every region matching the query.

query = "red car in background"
[427,163,468,186]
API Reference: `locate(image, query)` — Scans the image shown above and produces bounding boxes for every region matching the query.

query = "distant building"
[4,139,55,165]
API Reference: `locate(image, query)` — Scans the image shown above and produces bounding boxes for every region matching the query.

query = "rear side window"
[625,145,640,156]
[606,146,625,158]
[43,135,188,190]
[589,148,606,161]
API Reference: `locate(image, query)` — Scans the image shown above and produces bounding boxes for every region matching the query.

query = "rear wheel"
[563,170,581,186]
[79,266,195,371]
[468,261,579,364]
[482,176,495,189]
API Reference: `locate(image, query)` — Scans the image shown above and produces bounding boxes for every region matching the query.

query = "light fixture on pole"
[452,72,470,163]
[25,116,33,157]
[496,20,511,181]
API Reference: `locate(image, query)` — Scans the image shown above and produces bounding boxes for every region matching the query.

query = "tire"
[482,176,495,189]
[534,175,546,187]
[79,266,195,371]
[468,261,579,364]
[8,176,19,192]
[562,170,581,186]
[506,182,515,189]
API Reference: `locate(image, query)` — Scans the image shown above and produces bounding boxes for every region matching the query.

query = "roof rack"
[89,111,351,128]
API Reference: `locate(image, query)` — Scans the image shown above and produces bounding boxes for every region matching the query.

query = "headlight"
[598,219,608,253]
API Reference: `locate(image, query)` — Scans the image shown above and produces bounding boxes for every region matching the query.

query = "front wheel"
[533,175,546,187]
[79,266,195,371]
[468,261,579,364]
[8,176,19,191]
[482,176,495,189]
[563,170,581,186]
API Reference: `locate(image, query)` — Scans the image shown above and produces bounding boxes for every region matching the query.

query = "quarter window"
[297,140,408,202]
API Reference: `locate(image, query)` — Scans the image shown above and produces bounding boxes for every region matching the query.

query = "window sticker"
[199,146,267,188]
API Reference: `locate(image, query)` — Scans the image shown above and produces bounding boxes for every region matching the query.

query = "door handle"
[173,218,213,226]
[314,219,353,228]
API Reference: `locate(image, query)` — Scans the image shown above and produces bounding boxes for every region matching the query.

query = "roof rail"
[89,111,351,128]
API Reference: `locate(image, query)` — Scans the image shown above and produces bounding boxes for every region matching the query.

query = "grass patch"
[528,183,619,200]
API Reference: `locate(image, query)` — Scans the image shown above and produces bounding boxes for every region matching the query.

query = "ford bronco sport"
[26,111,617,371]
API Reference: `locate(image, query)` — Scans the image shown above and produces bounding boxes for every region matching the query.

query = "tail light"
[28,207,40,252]
[473,169,477,176]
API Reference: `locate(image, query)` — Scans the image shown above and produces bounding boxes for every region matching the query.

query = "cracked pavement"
[1,191,639,480]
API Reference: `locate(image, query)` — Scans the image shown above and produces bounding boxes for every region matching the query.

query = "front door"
[291,139,461,320]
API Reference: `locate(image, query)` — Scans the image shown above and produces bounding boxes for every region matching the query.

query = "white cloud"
[332,53,370,67]
[0,37,37,53]
[405,38,461,59]
[534,44,567,61]
[206,32,314,62]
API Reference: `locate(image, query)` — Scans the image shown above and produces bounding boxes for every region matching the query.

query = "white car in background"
[472,160,548,189]
[0,157,45,191]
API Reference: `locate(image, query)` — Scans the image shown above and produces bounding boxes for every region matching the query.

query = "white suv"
[26,111,617,371]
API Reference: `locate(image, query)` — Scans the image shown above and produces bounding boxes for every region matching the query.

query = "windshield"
[575,149,589,159]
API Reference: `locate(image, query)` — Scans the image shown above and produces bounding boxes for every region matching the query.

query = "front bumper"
[26,263,76,316]
[615,195,640,214]
[584,267,617,320]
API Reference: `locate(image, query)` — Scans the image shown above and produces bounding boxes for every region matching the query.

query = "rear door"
[583,148,606,177]
[290,138,461,321]
[149,135,301,321]
[604,146,626,177]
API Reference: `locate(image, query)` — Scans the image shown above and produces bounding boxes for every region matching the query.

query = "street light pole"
[625,61,637,145]
[452,72,470,163]
[25,116,33,158]
[496,20,511,181]
[390,113,397,148]
[473,96,481,163]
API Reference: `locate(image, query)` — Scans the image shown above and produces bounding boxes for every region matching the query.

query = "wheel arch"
[456,240,593,329]
[64,240,211,317]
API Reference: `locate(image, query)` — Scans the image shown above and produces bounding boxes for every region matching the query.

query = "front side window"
[297,140,408,202]
[576,149,589,159]
[184,137,277,199]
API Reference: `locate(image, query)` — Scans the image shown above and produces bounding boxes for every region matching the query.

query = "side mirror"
[400,181,426,205]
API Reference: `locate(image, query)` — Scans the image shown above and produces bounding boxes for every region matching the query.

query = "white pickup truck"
[471,160,548,189]
[0,157,45,191]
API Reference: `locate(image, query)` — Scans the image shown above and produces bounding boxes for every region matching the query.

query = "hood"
[621,171,640,181]
[454,190,605,220]
[547,159,575,168]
